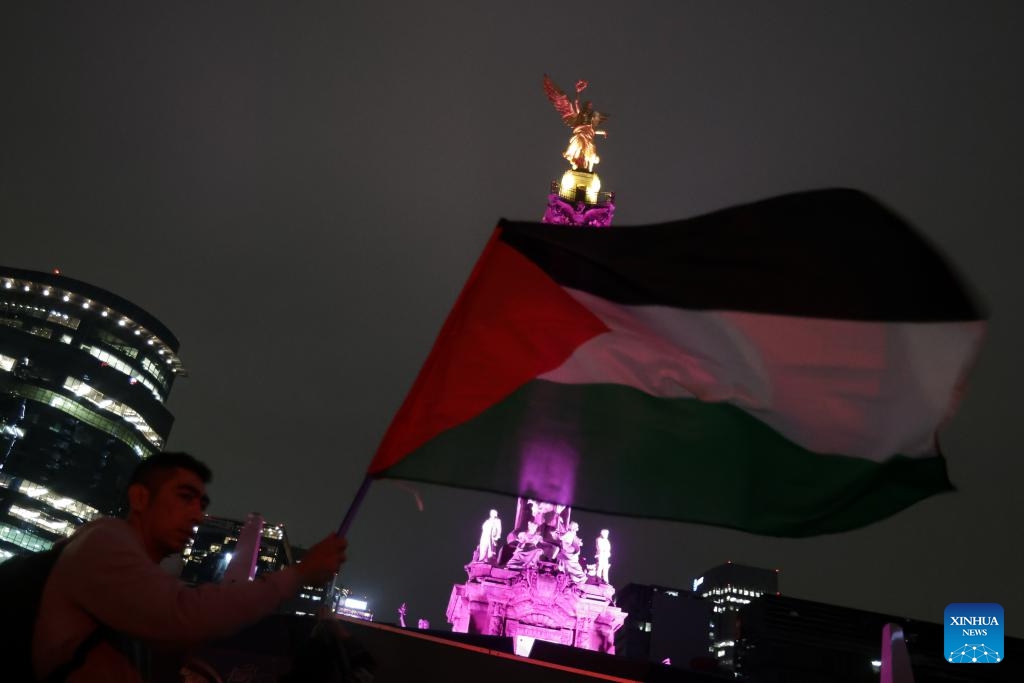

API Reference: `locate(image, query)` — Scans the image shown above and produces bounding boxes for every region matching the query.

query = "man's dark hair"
[129,451,212,494]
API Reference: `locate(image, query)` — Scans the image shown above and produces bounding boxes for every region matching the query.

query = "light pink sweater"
[33,518,303,681]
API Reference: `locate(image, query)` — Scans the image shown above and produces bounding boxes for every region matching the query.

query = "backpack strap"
[42,626,113,683]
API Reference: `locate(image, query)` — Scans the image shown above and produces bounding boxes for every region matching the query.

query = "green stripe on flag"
[378,380,953,536]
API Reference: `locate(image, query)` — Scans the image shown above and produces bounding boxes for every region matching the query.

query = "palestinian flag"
[369,189,986,536]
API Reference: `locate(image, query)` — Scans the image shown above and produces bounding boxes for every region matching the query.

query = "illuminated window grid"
[0,300,48,321]
[62,377,163,448]
[9,504,74,538]
[94,330,143,363]
[3,315,165,402]
[1,378,153,458]
[1,283,185,377]
[45,311,81,330]
[141,356,168,387]
[81,345,165,403]
[0,523,54,553]
[0,473,101,522]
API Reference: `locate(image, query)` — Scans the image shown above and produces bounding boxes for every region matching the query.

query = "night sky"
[3,2,1021,636]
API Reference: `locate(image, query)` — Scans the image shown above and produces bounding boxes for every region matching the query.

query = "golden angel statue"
[543,75,609,173]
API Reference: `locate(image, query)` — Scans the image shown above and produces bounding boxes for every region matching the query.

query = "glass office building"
[616,583,714,671]
[693,561,779,672]
[180,513,345,618]
[0,266,184,562]
[181,514,293,585]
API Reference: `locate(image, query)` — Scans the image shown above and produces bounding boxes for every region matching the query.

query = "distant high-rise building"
[692,562,779,670]
[616,583,715,673]
[335,594,374,622]
[736,594,1022,682]
[0,266,185,562]
[181,513,345,618]
[181,514,293,585]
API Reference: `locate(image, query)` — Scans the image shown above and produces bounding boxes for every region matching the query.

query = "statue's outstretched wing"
[543,74,575,125]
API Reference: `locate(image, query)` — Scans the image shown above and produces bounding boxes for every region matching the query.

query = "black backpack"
[0,545,107,682]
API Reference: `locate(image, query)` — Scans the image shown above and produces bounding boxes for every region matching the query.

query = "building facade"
[692,562,779,671]
[0,266,184,561]
[181,513,346,618]
[180,514,294,585]
[736,594,1022,682]
[616,583,716,672]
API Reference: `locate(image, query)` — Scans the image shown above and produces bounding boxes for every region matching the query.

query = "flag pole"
[322,475,374,613]
[336,474,374,537]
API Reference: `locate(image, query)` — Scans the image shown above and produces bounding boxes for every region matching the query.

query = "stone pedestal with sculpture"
[446,498,626,655]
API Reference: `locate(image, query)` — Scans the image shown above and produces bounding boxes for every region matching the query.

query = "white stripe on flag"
[538,289,985,461]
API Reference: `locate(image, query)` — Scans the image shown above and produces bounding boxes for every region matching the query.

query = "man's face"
[132,467,209,558]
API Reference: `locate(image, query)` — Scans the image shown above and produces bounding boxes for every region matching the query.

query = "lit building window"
[46,311,81,330]
[141,357,168,387]
[0,523,54,552]
[0,353,14,372]
[5,381,153,458]
[0,473,100,522]
[62,377,164,448]
[95,330,139,359]
[1,424,26,438]
[9,504,74,537]
[80,345,164,402]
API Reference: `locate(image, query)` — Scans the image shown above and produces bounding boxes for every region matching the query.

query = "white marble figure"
[507,521,544,569]
[595,529,611,584]
[559,521,587,585]
[477,509,502,563]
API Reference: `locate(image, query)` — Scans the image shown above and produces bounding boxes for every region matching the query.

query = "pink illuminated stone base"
[542,193,615,228]
[447,560,625,655]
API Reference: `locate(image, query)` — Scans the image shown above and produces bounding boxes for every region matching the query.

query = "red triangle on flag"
[370,228,609,474]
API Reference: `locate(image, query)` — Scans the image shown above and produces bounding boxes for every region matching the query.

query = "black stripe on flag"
[499,188,982,322]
